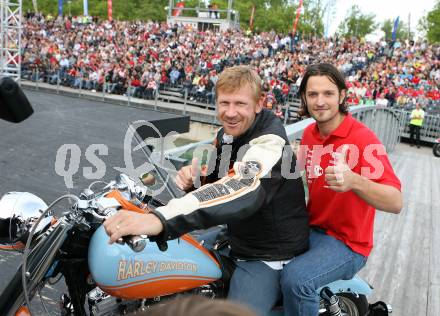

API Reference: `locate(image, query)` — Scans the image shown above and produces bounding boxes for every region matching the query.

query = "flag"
[108,0,113,21]
[83,0,89,16]
[172,2,185,17]
[58,0,63,16]
[292,0,303,36]
[392,16,400,41]
[249,5,256,31]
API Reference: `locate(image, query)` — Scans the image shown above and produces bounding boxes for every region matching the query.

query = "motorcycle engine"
[85,282,223,315]
[86,287,145,316]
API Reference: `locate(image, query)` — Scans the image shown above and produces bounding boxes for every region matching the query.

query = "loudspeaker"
[0,77,33,123]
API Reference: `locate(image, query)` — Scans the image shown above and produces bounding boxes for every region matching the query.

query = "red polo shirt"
[300,114,401,256]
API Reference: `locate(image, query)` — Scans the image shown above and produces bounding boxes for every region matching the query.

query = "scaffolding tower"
[0,0,22,81]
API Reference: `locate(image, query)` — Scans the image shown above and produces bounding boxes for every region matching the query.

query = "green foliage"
[253,3,296,33]
[297,0,324,37]
[237,0,324,35]
[338,5,377,39]
[21,0,323,35]
[419,1,440,43]
[381,18,411,41]
[22,0,168,21]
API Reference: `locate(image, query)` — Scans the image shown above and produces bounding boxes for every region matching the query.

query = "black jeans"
[409,124,421,146]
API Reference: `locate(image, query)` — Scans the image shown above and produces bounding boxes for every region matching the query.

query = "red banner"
[292,0,303,36]
[172,2,185,17]
[108,0,113,21]
[249,5,256,31]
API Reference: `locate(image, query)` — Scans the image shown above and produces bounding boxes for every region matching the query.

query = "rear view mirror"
[0,77,33,123]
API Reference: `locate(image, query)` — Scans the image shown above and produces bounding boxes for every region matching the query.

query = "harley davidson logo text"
[117,260,198,280]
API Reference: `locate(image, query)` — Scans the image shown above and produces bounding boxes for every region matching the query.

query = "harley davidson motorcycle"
[0,77,380,316]
[0,167,376,316]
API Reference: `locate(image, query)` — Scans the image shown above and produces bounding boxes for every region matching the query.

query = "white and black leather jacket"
[151,109,309,260]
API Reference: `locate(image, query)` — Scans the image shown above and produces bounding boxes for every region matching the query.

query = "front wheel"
[433,143,440,157]
[337,293,369,316]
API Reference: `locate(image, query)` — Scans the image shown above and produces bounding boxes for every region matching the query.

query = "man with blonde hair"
[104,66,309,315]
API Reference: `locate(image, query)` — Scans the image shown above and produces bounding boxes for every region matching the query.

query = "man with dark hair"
[280,63,403,316]
[104,66,309,315]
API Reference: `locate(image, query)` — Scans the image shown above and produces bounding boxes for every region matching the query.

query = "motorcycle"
[0,78,381,316]
[433,138,440,157]
[0,169,377,316]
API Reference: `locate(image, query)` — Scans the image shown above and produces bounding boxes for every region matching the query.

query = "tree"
[252,2,295,33]
[338,5,377,39]
[32,0,38,13]
[22,0,169,20]
[213,0,269,32]
[418,1,440,43]
[20,0,326,35]
[381,18,411,41]
[138,0,168,21]
[297,0,325,38]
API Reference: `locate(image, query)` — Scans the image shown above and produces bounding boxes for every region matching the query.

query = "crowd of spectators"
[21,14,440,116]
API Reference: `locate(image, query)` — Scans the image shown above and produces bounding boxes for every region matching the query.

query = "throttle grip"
[116,235,148,252]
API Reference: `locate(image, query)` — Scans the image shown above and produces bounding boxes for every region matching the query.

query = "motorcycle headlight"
[0,192,52,251]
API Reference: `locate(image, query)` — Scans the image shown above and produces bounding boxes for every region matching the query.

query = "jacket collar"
[311,113,354,141]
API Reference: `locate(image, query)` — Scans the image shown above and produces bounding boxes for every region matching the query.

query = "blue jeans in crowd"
[198,227,282,316]
[280,229,367,316]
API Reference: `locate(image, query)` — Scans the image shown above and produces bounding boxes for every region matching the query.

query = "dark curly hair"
[298,63,348,117]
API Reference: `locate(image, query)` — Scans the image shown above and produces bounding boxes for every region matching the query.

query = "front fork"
[0,220,71,316]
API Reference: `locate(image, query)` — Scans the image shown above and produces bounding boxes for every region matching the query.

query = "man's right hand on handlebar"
[103,210,163,244]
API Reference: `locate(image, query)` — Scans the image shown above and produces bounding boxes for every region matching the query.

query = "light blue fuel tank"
[88,226,222,299]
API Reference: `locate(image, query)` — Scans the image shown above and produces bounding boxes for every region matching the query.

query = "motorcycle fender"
[318,275,373,296]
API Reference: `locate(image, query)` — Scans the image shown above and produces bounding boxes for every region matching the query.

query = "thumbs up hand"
[324,145,357,192]
[175,157,204,191]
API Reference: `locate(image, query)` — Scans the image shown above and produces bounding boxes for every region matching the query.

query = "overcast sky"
[327,0,438,35]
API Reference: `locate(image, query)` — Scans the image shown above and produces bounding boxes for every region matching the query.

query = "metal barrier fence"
[19,74,295,125]
[350,105,406,152]
[400,111,440,143]
[21,71,167,112]
[19,75,439,147]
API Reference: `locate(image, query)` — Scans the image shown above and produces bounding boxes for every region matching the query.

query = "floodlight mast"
[0,0,22,82]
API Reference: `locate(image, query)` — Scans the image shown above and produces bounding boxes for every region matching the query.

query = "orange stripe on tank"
[0,241,25,250]
[101,274,216,289]
[98,277,217,299]
[180,234,220,268]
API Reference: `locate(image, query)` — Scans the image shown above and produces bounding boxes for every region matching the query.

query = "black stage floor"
[0,89,188,201]
[0,89,189,314]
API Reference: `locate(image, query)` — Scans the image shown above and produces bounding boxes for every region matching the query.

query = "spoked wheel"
[337,293,369,316]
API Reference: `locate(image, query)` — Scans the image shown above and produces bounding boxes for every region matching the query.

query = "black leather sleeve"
[152,134,286,243]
